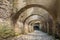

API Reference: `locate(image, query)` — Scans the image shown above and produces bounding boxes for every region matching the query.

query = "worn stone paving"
[13,30,56,40]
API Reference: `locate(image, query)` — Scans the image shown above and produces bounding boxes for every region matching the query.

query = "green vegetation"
[0,24,15,39]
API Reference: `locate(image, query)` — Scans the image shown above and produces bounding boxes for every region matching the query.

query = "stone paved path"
[13,30,56,40]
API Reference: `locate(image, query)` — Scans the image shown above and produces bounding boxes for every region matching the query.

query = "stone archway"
[11,4,51,25]
[11,4,54,35]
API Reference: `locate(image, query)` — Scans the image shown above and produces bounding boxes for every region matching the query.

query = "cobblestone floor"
[13,30,56,40]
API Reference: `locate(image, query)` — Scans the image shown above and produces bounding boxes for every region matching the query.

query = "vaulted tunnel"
[0,0,60,40]
[11,4,59,40]
[12,4,54,34]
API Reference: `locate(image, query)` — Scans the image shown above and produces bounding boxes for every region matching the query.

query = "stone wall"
[0,0,12,19]
[55,0,60,37]
[0,0,14,40]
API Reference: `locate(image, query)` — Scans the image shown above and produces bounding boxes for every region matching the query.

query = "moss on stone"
[0,24,15,39]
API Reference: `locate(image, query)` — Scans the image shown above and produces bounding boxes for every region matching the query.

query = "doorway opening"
[33,23,40,30]
[34,25,40,30]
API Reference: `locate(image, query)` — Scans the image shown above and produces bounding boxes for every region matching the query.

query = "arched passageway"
[0,0,59,40]
[11,4,54,35]
[11,4,57,40]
